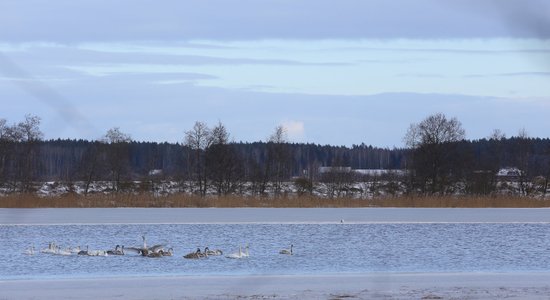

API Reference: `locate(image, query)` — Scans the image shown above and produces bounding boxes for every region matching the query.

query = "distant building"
[318,167,406,177]
[496,167,522,181]
[318,166,352,173]
[148,169,163,176]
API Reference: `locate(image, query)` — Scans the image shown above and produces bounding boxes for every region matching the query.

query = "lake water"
[2,222,550,280]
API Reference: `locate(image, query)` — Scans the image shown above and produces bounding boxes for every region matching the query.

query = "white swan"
[225,246,243,259]
[23,245,35,255]
[87,249,108,256]
[279,244,293,255]
[69,246,81,254]
[161,248,173,256]
[54,246,73,256]
[226,245,248,259]
[41,242,57,254]
[107,245,125,255]
[126,235,164,256]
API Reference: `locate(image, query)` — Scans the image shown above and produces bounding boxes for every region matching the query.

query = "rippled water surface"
[2,223,550,279]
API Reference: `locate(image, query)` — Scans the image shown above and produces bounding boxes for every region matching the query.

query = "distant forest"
[1,114,549,196]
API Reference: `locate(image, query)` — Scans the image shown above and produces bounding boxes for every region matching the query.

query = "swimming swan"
[183,248,204,259]
[107,245,125,255]
[41,242,57,254]
[226,245,248,259]
[204,247,223,256]
[126,235,164,256]
[78,245,89,255]
[161,248,173,256]
[23,245,35,255]
[279,244,293,255]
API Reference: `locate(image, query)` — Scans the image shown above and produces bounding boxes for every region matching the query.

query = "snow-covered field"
[2,208,550,299]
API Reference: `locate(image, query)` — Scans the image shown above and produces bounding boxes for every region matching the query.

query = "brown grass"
[0,193,549,208]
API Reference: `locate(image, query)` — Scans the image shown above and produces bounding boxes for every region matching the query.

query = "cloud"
[464,72,550,78]
[281,120,306,142]
[1,0,549,42]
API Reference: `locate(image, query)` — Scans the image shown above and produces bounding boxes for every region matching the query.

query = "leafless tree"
[515,128,532,195]
[0,118,11,186]
[185,121,212,196]
[102,127,132,192]
[404,113,466,194]
[10,114,44,191]
[206,121,243,195]
[266,125,290,195]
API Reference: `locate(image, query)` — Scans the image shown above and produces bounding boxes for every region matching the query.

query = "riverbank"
[3,207,550,224]
[1,194,549,209]
[2,273,550,299]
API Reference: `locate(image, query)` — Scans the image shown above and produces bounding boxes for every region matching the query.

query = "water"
[2,223,550,280]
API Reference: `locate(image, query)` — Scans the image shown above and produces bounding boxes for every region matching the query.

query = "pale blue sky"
[1,0,549,147]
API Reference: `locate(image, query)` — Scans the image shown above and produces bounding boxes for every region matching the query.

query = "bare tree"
[404,113,466,194]
[0,118,11,186]
[102,127,132,192]
[206,121,243,195]
[185,121,212,196]
[10,114,44,192]
[267,125,290,195]
[78,141,106,196]
[515,128,532,195]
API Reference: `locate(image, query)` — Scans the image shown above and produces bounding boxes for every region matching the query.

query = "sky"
[0,0,549,147]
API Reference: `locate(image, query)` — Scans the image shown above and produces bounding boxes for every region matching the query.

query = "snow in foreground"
[2,273,550,300]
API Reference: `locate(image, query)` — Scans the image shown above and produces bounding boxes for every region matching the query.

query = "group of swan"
[38,242,80,256]
[183,246,223,259]
[125,235,170,257]
[27,237,294,259]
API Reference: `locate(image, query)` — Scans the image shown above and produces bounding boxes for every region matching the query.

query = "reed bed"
[0,193,549,208]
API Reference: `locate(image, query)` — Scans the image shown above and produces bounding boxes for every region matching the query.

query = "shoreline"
[2,207,550,225]
[3,273,550,299]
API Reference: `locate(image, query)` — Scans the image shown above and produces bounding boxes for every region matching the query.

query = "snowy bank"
[2,273,550,299]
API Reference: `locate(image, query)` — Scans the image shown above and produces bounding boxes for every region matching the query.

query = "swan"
[148,247,172,258]
[41,242,57,254]
[147,251,163,258]
[225,246,242,259]
[161,248,173,256]
[183,248,204,259]
[23,245,35,255]
[69,246,81,254]
[226,245,248,259]
[87,249,108,256]
[204,247,223,256]
[279,244,293,255]
[78,245,89,255]
[126,235,164,256]
[107,245,125,255]
[55,246,73,256]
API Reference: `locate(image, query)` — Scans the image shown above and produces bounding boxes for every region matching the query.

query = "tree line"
[1,114,549,197]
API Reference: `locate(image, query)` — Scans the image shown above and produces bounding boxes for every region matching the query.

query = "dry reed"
[0,193,548,208]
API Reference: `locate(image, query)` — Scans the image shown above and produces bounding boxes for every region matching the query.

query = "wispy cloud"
[1,0,549,42]
[464,72,550,78]
[396,73,447,78]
